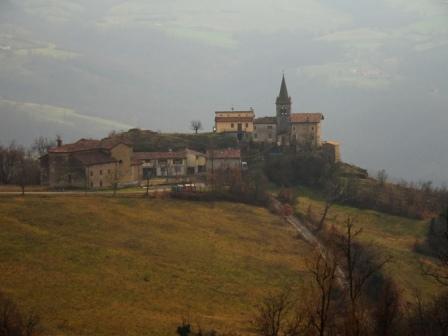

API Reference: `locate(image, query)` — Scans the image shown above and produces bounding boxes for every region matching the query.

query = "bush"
[0,291,40,336]
[265,152,332,187]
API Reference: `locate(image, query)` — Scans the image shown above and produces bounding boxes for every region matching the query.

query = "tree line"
[0,137,58,194]
[262,150,448,220]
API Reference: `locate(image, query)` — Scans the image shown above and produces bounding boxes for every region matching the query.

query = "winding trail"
[270,197,347,287]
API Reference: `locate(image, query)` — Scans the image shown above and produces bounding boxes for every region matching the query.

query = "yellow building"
[214,109,255,135]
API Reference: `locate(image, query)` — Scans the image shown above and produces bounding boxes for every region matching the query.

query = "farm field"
[0,196,312,336]
[294,188,443,299]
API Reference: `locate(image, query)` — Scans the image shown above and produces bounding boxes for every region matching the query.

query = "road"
[0,187,172,196]
[270,197,347,287]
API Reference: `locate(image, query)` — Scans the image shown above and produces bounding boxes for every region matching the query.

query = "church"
[213,75,340,161]
[253,75,324,149]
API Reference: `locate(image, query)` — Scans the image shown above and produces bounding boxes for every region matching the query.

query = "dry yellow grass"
[0,196,312,335]
[295,190,443,300]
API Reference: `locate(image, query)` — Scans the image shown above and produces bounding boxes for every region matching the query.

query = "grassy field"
[0,196,312,336]
[294,187,443,300]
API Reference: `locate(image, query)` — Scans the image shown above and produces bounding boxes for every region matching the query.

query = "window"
[268,133,272,139]
[267,125,273,129]
[100,170,103,175]
[231,123,234,128]
[245,123,248,128]
[311,126,314,131]
[254,125,257,130]
[173,158,183,165]
[90,182,93,188]
[99,180,103,187]
[254,133,258,139]
[68,174,72,183]
[90,171,93,177]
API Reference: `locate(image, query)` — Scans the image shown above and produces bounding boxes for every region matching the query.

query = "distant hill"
[0,99,133,145]
[108,128,238,152]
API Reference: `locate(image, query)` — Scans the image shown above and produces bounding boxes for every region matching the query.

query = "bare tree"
[332,217,392,336]
[191,120,203,134]
[316,179,348,232]
[0,291,40,336]
[373,278,402,336]
[306,252,339,336]
[422,207,448,286]
[32,136,56,157]
[17,150,31,196]
[252,291,292,336]
[252,290,308,336]
[0,142,23,184]
[377,169,388,186]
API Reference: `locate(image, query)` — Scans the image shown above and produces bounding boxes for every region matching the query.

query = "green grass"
[294,187,443,299]
[0,196,311,335]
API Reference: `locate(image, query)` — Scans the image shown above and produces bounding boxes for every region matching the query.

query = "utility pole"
[145,170,152,198]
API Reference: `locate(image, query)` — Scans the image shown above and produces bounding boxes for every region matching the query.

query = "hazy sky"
[0,0,447,184]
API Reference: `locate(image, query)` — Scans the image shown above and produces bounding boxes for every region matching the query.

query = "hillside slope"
[0,196,312,335]
[294,189,443,299]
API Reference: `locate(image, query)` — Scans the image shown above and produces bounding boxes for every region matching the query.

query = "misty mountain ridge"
[0,0,447,184]
[0,98,133,145]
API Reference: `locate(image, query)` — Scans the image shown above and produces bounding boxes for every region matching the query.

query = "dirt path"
[270,197,347,287]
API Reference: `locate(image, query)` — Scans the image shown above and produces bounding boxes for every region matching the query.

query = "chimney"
[56,136,62,147]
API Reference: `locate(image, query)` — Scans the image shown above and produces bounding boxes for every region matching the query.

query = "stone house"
[253,117,277,143]
[206,148,242,172]
[131,149,207,183]
[40,138,134,189]
[206,148,242,186]
[290,113,324,149]
[322,141,341,163]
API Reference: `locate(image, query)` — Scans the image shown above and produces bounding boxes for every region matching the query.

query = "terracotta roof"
[133,151,185,161]
[290,113,324,123]
[207,148,241,159]
[215,110,254,114]
[215,117,254,122]
[73,151,117,166]
[48,138,131,153]
[254,116,277,124]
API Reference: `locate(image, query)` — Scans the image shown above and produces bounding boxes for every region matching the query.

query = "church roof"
[290,113,324,123]
[279,75,288,98]
[276,74,291,104]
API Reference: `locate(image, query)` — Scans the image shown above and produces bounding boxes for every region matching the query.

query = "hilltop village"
[40,76,340,189]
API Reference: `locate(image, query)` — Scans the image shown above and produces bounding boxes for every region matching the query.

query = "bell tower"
[276,74,292,135]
